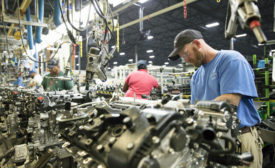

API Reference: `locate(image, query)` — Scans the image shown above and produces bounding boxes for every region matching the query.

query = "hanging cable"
[58,0,76,44]
[91,0,115,43]
[66,0,92,32]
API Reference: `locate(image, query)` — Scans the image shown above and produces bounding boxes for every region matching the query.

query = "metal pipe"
[230,38,234,50]
[3,16,48,27]
[139,6,144,32]
[53,0,61,27]
[1,0,5,16]
[117,0,198,31]
[26,7,34,49]
[135,44,138,63]
[35,0,44,43]
[0,25,20,29]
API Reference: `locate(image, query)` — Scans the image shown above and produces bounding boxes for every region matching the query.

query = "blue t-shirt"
[191,50,261,128]
[13,77,24,87]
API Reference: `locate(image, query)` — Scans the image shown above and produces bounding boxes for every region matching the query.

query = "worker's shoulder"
[219,50,247,63]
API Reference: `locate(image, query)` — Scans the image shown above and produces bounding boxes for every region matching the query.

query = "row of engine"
[0,87,253,168]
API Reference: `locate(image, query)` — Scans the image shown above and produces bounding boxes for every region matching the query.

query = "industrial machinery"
[0,88,88,168]
[60,98,253,168]
[85,0,116,83]
[225,0,267,43]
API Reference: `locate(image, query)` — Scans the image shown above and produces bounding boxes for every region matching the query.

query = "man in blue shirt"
[168,29,262,168]
[13,72,24,87]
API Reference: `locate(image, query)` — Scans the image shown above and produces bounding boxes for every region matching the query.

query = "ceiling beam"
[117,0,198,30]
[3,15,48,27]
[7,0,32,36]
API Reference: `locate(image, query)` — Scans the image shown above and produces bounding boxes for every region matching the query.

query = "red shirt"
[125,69,159,99]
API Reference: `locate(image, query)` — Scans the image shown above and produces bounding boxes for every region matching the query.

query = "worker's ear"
[192,39,201,48]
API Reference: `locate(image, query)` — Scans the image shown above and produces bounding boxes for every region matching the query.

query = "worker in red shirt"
[122,60,160,99]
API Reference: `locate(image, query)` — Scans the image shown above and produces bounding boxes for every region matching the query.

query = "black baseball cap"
[47,59,59,69]
[168,29,203,61]
[137,60,147,69]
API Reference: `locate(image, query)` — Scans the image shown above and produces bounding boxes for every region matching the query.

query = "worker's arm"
[214,93,242,107]
[122,82,128,93]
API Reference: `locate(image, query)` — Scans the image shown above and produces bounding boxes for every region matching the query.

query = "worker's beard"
[192,47,204,67]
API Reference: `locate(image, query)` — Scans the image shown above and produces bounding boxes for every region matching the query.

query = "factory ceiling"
[1,0,275,68]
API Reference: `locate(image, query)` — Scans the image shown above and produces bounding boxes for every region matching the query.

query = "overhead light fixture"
[148,61,152,64]
[205,22,220,28]
[164,62,169,65]
[113,62,117,65]
[149,55,155,59]
[235,33,247,38]
[128,59,133,62]
[111,45,116,49]
[139,0,149,3]
[147,35,154,40]
[146,50,153,53]
[119,52,125,56]
[108,67,111,70]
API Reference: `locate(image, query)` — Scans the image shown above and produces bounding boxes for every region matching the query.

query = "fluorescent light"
[128,59,133,62]
[205,22,220,28]
[148,61,152,64]
[164,62,169,65]
[119,52,125,56]
[113,62,117,65]
[108,67,111,70]
[76,64,79,66]
[146,50,153,53]
[235,33,247,38]
[149,55,155,59]
[111,45,116,49]
[139,0,149,3]
[147,35,154,40]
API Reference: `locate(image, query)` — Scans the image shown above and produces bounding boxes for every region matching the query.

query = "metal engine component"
[60,99,253,168]
[14,144,28,165]
[0,87,88,168]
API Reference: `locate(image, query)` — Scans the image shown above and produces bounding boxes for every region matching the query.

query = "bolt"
[96,144,104,153]
[62,142,70,148]
[77,151,88,157]
[99,114,105,120]
[97,165,104,168]
[152,136,160,144]
[85,139,93,146]
[193,143,199,149]
[83,157,92,165]
[127,143,134,150]
[109,137,116,146]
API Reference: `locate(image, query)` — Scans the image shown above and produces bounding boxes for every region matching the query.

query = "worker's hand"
[215,93,242,107]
